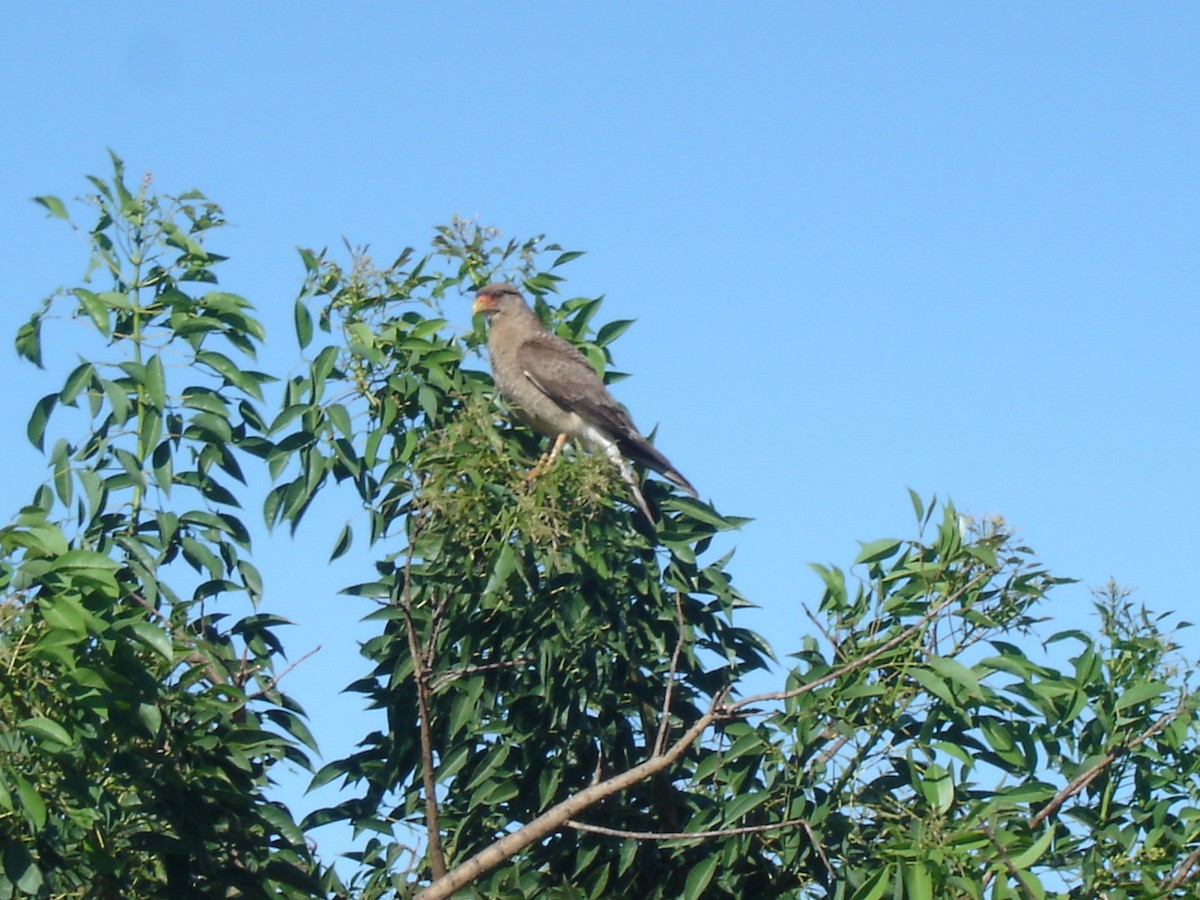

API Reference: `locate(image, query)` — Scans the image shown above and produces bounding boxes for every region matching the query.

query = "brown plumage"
[472,283,697,520]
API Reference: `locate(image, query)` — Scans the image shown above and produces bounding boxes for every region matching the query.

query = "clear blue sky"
[4,3,1198,870]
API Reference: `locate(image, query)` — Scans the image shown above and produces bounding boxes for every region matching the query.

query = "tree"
[2,156,1199,898]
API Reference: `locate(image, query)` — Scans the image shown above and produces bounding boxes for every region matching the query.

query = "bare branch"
[727,569,993,717]
[418,568,997,899]
[653,592,687,757]
[1029,699,1185,830]
[565,815,814,842]
[802,819,834,881]
[416,690,729,900]
[398,520,446,881]
[244,645,321,702]
[430,657,530,693]
[1163,840,1200,893]
[980,822,1040,900]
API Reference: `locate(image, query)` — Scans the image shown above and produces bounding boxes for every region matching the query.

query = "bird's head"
[472,283,525,319]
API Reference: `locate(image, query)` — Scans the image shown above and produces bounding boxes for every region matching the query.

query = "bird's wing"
[515,333,636,437]
[515,330,699,499]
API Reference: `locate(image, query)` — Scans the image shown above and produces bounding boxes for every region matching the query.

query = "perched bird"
[472,283,697,521]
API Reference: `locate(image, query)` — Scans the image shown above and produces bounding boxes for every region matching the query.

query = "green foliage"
[4,158,1200,899]
[2,153,322,897]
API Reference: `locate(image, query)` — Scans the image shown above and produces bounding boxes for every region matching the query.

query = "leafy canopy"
[2,155,1199,899]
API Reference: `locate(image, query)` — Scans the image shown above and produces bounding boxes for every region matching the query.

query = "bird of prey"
[472,283,697,521]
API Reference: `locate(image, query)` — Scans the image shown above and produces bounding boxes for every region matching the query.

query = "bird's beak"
[472,295,496,315]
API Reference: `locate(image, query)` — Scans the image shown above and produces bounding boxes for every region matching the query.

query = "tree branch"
[417,568,995,899]
[430,657,529,693]
[653,592,687,757]
[980,822,1040,900]
[1029,699,1185,830]
[398,521,446,881]
[243,645,321,702]
[1163,840,1200,893]
[565,815,814,842]
[416,690,728,900]
[726,568,992,717]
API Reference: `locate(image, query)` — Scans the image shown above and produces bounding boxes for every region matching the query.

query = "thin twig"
[654,593,687,757]
[1029,700,1185,830]
[565,815,813,842]
[802,602,847,664]
[398,518,446,881]
[430,657,529,692]
[801,819,834,881]
[980,822,1040,900]
[1163,840,1200,893]
[244,645,321,701]
[726,569,993,718]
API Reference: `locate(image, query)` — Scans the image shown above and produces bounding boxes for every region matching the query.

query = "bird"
[472,282,697,521]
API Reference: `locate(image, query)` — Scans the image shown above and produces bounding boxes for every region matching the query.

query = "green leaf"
[723,791,770,823]
[3,840,44,893]
[854,538,903,565]
[137,702,163,736]
[1114,680,1170,711]
[551,250,585,268]
[50,549,120,573]
[294,298,314,349]
[664,495,735,529]
[73,288,112,336]
[919,763,953,814]
[144,353,166,408]
[15,313,43,366]
[33,194,69,219]
[928,655,983,700]
[850,866,891,900]
[327,403,352,438]
[60,361,94,405]
[682,856,718,900]
[1009,826,1054,870]
[903,861,933,900]
[196,350,267,400]
[330,523,353,561]
[13,773,46,830]
[127,620,173,661]
[19,717,73,747]
[26,393,57,451]
[595,318,635,347]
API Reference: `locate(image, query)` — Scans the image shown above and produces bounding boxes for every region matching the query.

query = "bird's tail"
[620,436,698,498]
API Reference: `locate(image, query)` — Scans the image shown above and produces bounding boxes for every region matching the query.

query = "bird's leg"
[597,439,654,524]
[524,432,569,486]
[546,432,568,463]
